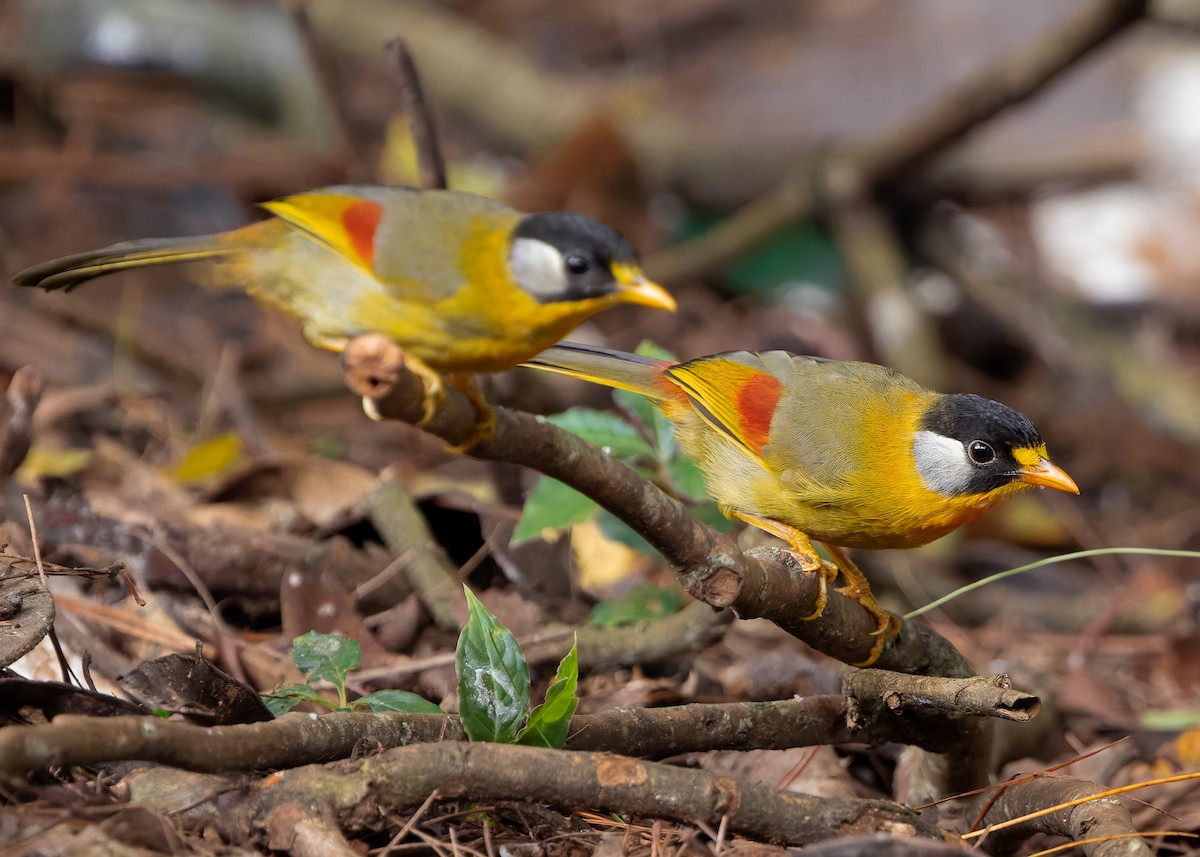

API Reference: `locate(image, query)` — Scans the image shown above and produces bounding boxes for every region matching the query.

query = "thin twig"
[1026,832,1196,857]
[46,626,76,687]
[354,548,417,601]
[380,789,441,857]
[914,735,1132,811]
[80,650,97,693]
[388,37,448,191]
[145,527,246,682]
[963,772,1200,840]
[712,814,729,856]
[368,476,462,631]
[22,494,48,591]
[481,819,497,857]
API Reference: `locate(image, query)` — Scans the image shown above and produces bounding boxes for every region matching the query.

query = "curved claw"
[727,513,901,665]
[445,407,495,454]
[872,614,902,640]
[442,374,495,453]
[376,353,448,428]
[824,543,899,667]
[800,560,838,620]
[729,512,837,622]
[415,384,445,427]
[835,581,900,666]
[856,635,888,668]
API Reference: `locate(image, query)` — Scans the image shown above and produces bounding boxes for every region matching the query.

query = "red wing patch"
[341,200,383,265]
[733,372,782,454]
[666,357,783,460]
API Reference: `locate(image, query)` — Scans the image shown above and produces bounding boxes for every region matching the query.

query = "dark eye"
[565,253,591,275]
[967,440,995,465]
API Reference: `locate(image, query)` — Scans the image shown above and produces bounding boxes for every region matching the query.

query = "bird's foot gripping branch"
[13,185,676,454]
[343,333,967,680]
[519,341,1075,669]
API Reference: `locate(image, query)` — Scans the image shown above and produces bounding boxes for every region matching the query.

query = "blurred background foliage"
[2,0,1200,786]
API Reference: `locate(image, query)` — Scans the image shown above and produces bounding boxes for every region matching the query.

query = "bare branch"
[844,670,1040,723]
[342,334,976,679]
[0,666,1036,775]
[176,742,927,848]
[974,775,1153,856]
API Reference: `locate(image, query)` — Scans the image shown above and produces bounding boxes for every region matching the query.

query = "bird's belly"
[688,434,999,550]
[388,290,595,372]
[231,235,604,372]
[396,312,580,372]
[330,280,535,370]
[767,488,998,549]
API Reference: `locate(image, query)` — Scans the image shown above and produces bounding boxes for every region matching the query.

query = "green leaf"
[292,631,360,694]
[610,342,680,459]
[545,409,655,462]
[614,388,676,461]
[594,500,730,563]
[1141,710,1200,730]
[456,587,530,743]
[666,456,711,502]
[596,510,659,558]
[653,449,732,534]
[512,476,598,544]
[588,583,684,627]
[690,501,736,533]
[671,209,841,301]
[632,341,676,362]
[356,689,445,714]
[517,639,579,748]
[261,683,327,717]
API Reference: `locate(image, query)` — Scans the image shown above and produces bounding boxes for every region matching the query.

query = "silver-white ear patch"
[913,430,974,496]
[509,237,567,299]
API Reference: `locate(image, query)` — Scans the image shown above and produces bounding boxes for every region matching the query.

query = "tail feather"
[523,342,673,399]
[12,235,234,292]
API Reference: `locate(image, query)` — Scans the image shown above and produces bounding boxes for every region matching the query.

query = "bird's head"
[913,393,1078,501]
[508,212,675,311]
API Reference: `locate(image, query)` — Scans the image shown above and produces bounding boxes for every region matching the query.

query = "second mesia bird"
[12,186,675,442]
[525,343,1078,665]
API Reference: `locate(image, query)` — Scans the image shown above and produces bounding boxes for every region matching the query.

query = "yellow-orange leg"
[406,357,448,427]
[445,373,496,453]
[307,328,449,429]
[355,353,445,426]
[820,542,900,667]
[732,513,838,621]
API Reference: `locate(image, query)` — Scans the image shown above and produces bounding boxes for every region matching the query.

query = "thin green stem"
[904,548,1200,620]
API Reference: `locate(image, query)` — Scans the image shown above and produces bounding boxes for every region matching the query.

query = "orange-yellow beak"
[1018,457,1079,494]
[611,262,676,311]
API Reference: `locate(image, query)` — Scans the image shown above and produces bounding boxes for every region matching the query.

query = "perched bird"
[12,186,675,439]
[525,343,1078,665]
